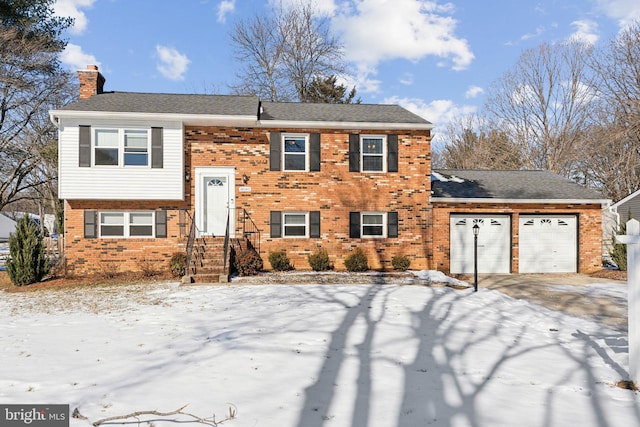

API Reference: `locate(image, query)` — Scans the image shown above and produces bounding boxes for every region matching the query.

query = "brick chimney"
[77,65,105,99]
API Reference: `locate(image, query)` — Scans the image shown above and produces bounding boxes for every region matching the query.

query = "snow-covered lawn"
[0,280,638,427]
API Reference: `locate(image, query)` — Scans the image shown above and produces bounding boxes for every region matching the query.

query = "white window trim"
[99,211,155,238]
[92,128,151,168]
[360,135,387,173]
[361,212,387,238]
[282,133,309,172]
[283,211,309,238]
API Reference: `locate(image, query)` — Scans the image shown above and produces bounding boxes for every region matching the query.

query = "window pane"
[284,214,306,225]
[124,153,148,166]
[101,225,124,236]
[363,225,383,236]
[362,156,383,171]
[362,214,383,225]
[95,148,119,165]
[284,137,306,153]
[284,226,306,236]
[362,138,383,154]
[124,130,147,149]
[95,129,118,147]
[284,154,306,170]
[130,225,153,236]
[101,213,124,225]
[130,213,153,225]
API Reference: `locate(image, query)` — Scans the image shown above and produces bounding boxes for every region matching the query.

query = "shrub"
[308,247,332,271]
[6,214,50,286]
[234,246,263,276]
[98,261,119,279]
[169,252,187,277]
[391,255,411,271]
[138,257,158,277]
[268,249,293,271]
[344,247,369,272]
[610,221,627,271]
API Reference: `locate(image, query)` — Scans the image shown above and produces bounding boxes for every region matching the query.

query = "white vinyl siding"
[58,118,183,200]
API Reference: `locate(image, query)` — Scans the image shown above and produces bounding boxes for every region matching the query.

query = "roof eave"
[430,197,610,205]
[258,119,434,131]
[49,110,258,127]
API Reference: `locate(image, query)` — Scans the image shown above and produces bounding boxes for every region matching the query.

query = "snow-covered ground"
[0,279,638,427]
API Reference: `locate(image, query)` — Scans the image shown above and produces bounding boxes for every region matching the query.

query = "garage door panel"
[519,215,577,273]
[450,215,511,274]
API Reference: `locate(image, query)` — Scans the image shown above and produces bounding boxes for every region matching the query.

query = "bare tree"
[229,0,345,102]
[438,115,522,169]
[585,21,640,201]
[0,27,75,211]
[484,41,596,177]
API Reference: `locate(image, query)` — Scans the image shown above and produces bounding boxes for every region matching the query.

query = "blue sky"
[53,0,640,142]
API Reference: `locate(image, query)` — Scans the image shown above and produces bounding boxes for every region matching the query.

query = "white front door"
[195,167,235,237]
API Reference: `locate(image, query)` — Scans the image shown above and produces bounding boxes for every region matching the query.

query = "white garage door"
[519,215,577,273]
[450,214,511,274]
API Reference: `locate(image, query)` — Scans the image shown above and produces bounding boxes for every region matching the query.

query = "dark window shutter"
[270,132,281,171]
[388,134,398,172]
[151,127,163,168]
[310,133,321,171]
[310,211,320,238]
[79,125,91,167]
[84,210,97,238]
[349,212,361,238]
[349,134,360,172]
[388,211,398,238]
[155,210,167,238]
[270,211,282,238]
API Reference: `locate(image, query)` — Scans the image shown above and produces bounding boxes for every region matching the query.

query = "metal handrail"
[239,208,260,253]
[222,212,231,275]
[184,210,196,276]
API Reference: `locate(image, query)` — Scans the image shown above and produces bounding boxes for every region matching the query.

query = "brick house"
[50,66,433,279]
[49,66,608,280]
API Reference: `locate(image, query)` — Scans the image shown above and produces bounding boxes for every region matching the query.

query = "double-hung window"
[283,212,308,237]
[94,129,119,166]
[99,212,154,238]
[93,128,149,167]
[361,136,386,172]
[361,212,386,237]
[283,134,308,171]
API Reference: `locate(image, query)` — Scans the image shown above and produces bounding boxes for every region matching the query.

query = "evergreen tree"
[6,214,49,286]
[609,213,630,271]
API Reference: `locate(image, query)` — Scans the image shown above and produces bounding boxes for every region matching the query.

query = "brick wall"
[432,202,603,273]
[64,199,189,275]
[185,126,433,271]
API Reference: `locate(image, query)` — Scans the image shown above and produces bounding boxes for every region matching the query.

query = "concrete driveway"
[477,273,629,331]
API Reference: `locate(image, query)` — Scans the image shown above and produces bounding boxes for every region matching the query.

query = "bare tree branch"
[91,403,237,427]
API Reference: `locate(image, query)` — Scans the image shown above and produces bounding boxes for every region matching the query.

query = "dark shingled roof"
[57,92,432,126]
[431,169,605,200]
[59,92,260,116]
[260,101,431,124]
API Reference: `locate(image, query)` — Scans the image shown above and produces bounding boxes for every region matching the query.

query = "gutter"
[430,197,611,206]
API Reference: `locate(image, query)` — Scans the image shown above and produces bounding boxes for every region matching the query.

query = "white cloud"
[520,25,546,41]
[465,85,484,99]
[271,0,338,15]
[53,0,95,35]
[399,72,414,86]
[60,43,100,69]
[569,19,599,44]
[155,45,191,81]
[384,95,476,131]
[332,0,474,86]
[217,0,235,23]
[594,0,640,28]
